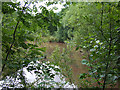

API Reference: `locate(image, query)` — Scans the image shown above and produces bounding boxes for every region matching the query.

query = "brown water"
[40,42,119,88]
[40,42,88,86]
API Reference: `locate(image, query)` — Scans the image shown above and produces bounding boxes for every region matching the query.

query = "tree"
[61,2,120,88]
[1,1,120,89]
[0,1,65,88]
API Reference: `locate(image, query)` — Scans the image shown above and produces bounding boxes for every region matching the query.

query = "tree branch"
[0,1,31,79]
[0,21,19,78]
[103,3,112,90]
[100,2,109,43]
[87,50,101,87]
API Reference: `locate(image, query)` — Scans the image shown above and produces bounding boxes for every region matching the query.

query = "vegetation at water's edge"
[0,1,120,89]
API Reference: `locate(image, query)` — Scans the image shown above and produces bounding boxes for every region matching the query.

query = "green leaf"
[35,47,46,52]
[81,59,88,65]
[79,73,87,79]
[76,46,79,51]
[20,42,28,49]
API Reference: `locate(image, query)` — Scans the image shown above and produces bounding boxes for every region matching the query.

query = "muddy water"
[23,41,120,88]
[40,42,88,86]
[39,42,120,88]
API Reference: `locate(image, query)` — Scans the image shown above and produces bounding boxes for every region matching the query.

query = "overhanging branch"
[0,1,32,79]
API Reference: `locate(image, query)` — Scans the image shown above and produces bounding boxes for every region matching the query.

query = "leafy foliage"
[1,1,120,89]
[1,1,65,88]
[61,2,120,88]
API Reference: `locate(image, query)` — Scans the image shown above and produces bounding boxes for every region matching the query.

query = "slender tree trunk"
[0,2,32,79]
[103,3,112,90]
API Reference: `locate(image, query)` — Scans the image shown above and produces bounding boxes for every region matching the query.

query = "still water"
[0,42,88,88]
